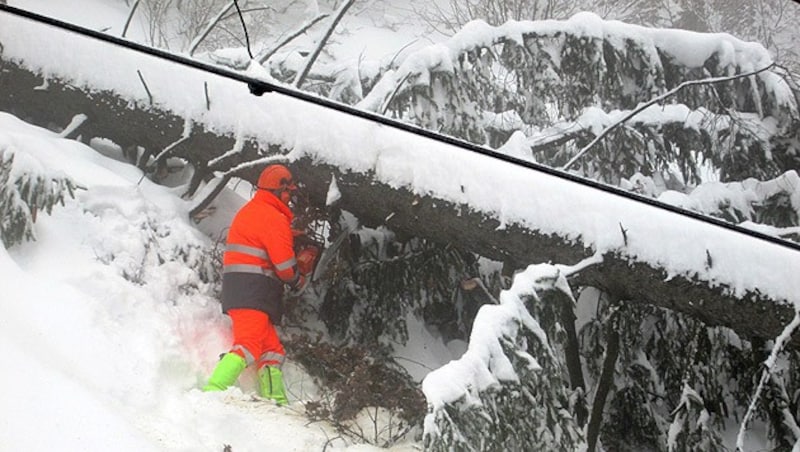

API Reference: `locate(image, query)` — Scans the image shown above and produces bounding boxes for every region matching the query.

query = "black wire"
[232,0,253,60]
[0,4,799,254]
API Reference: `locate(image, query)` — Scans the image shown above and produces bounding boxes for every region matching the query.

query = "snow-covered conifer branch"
[768,373,800,446]
[586,303,621,452]
[422,263,584,451]
[655,169,800,241]
[561,63,777,171]
[0,145,80,248]
[736,309,800,450]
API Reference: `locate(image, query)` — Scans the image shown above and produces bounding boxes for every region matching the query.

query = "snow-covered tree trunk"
[0,54,797,352]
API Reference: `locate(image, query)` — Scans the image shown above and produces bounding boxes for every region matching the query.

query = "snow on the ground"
[0,113,421,452]
[7,0,141,39]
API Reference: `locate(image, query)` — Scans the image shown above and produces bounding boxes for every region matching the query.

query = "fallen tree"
[0,53,797,349]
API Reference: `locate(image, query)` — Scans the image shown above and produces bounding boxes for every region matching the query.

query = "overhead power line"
[1,4,799,253]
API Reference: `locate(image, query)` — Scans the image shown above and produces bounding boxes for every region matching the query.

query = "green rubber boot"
[203,353,247,392]
[258,366,288,405]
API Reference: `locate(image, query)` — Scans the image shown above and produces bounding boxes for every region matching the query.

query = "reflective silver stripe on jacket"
[273,256,296,271]
[222,264,276,278]
[225,243,269,260]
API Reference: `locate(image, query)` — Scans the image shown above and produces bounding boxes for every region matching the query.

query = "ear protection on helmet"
[257,165,297,205]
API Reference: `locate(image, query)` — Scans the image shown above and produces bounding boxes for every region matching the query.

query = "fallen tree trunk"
[0,53,797,349]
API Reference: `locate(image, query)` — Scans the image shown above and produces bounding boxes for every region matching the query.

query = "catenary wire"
[1,4,799,253]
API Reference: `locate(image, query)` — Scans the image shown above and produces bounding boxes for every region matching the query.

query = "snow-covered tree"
[0,145,78,247]
[423,264,585,451]
[362,13,798,186]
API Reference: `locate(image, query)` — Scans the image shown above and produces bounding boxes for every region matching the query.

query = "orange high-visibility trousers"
[228,308,285,368]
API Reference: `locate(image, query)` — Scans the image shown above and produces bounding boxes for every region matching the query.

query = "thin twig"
[121,0,140,38]
[188,1,235,56]
[294,0,357,89]
[380,72,411,115]
[257,14,330,65]
[393,355,434,371]
[386,39,419,69]
[220,6,272,22]
[736,309,800,451]
[561,63,777,171]
[232,0,253,59]
[150,134,190,169]
[136,69,152,105]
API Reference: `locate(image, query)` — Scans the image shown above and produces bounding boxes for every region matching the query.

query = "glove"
[287,273,308,297]
[296,245,320,276]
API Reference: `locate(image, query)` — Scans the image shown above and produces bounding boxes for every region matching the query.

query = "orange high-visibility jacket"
[220,189,298,319]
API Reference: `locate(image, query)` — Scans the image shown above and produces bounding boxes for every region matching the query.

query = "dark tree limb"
[121,0,140,38]
[561,295,587,425]
[586,305,621,452]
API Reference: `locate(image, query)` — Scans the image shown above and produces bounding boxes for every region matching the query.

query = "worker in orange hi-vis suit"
[203,164,319,405]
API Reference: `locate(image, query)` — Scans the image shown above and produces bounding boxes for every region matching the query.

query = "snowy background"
[2,1,800,451]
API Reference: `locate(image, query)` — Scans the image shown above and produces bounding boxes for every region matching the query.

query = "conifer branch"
[136,69,152,105]
[562,63,777,172]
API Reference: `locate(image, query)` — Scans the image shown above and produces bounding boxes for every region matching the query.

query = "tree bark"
[0,55,797,350]
[586,309,621,452]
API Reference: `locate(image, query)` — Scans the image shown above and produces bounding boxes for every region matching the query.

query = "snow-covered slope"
[0,113,422,451]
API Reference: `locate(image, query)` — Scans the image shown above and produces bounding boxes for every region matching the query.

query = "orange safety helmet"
[257,164,297,204]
